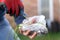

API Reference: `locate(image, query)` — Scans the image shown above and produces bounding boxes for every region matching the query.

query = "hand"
[20,30,37,39]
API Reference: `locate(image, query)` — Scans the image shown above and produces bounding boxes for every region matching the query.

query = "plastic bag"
[19,15,48,35]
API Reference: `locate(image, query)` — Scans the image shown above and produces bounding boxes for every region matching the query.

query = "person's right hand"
[20,30,37,39]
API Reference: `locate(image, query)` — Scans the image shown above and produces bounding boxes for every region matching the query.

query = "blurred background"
[5,0,60,40]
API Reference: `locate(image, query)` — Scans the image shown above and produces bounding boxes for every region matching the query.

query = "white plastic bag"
[19,15,48,35]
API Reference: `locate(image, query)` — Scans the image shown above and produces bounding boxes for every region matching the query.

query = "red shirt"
[0,0,24,16]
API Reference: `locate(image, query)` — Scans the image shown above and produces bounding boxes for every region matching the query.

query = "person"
[0,0,37,40]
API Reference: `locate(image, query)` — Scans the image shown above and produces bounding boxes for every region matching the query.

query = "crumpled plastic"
[19,15,48,35]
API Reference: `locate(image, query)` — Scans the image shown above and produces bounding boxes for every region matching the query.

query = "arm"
[14,8,27,25]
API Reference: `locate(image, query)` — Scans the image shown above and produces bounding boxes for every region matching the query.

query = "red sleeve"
[0,0,24,16]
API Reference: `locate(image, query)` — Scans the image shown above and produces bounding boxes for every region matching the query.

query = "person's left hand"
[20,30,37,39]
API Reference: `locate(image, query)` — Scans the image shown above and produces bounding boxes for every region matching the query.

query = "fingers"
[29,32,37,39]
[20,30,31,35]
[19,30,37,39]
[23,30,30,36]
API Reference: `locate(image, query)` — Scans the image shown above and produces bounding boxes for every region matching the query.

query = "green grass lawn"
[15,26,60,40]
[17,32,60,40]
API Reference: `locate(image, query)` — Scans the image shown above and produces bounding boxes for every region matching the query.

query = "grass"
[17,32,60,40]
[15,25,60,40]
